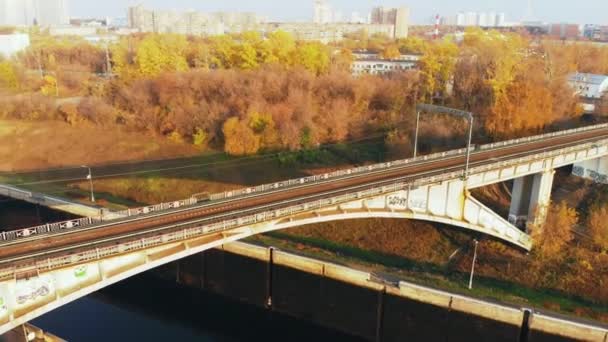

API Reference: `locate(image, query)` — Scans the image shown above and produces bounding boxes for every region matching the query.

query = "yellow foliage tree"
[381,45,401,60]
[223,117,260,156]
[419,40,458,103]
[0,61,19,90]
[268,30,296,65]
[248,111,280,150]
[588,206,608,252]
[209,35,235,69]
[41,75,58,96]
[532,201,576,260]
[231,43,259,70]
[136,34,189,77]
[291,42,330,74]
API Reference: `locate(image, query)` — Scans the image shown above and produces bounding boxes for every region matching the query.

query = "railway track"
[1,127,607,262]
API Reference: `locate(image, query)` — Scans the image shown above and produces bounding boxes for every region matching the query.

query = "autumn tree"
[136,34,189,76]
[588,206,608,252]
[291,42,330,75]
[532,201,576,260]
[0,61,19,90]
[40,75,58,96]
[418,39,458,103]
[223,116,260,155]
[267,30,295,65]
[381,45,400,60]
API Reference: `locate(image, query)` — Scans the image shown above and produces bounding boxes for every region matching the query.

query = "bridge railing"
[1,123,607,246]
[0,184,32,201]
[0,150,545,280]
[208,148,469,202]
[0,198,197,243]
[478,123,608,151]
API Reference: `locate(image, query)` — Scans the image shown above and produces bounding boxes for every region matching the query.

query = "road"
[1,127,607,263]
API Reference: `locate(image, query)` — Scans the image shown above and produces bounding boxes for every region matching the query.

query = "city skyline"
[69,0,606,25]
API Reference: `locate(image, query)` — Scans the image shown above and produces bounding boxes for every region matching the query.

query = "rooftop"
[568,73,608,85]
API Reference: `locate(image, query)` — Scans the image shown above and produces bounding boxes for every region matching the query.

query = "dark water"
[0,199,363,342]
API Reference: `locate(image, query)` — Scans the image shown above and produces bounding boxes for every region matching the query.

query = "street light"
[414,104,475,180]
[81,165,95,203]
[468,239,479,290]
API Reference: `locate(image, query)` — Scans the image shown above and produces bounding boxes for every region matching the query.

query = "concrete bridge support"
[573,156,608,184]
[508,170,555,230]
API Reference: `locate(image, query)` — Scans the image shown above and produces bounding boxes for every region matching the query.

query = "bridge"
[0,122,607,334]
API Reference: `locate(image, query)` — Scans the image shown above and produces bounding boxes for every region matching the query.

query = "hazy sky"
[70,0,607,25]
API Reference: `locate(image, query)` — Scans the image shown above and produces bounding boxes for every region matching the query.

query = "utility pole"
[468,239,479,290]
[104,42,112,77]
[414,104,475,180]
[82,165,95,203]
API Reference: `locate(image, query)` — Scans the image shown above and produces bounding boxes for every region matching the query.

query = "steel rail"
[1,132,607,266]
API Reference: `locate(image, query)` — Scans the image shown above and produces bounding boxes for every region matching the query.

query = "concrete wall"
[172,242,608,342]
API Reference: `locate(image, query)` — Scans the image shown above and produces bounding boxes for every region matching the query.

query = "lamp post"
[468,239,479,290]
[82,165,95,203]
[414,104,474,180]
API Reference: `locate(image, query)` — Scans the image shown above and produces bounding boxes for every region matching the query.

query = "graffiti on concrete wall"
[572,166,585,177]
[15,278,52,306]
[74,265,88,278]
[589,170,608,184]
[387,195,408,210]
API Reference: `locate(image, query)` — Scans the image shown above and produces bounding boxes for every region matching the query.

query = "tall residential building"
[313,0,333,24]
[370,6,409,39]
[128,5,262,35]
[441,11,507,28]
[36,0,69,26]
[0,0,68,26]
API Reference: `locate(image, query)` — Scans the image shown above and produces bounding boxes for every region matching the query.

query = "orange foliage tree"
[531,201,576,260]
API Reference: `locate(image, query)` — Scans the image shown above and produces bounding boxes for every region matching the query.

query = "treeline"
[2,29,608,154]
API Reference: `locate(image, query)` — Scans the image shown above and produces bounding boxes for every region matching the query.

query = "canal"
[0,197,363,342]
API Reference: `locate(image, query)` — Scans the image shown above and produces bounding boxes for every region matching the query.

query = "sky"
[70,0,607,25]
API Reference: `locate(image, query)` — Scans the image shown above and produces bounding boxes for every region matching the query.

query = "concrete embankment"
[168,241,608,342]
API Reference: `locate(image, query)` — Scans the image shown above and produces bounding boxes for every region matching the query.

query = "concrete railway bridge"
[0,122,607,334]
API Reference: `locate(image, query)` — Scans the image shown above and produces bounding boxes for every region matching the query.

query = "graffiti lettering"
[16,285,50,305]
[74,265,88,278]
[388,196,408,207]
[589,170,608,184]
[409,199,427,210]
[572,166,585,177]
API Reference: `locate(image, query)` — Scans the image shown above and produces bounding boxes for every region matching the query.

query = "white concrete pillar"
[572,156,608,184]
[508,175,534,228]
[527,169,555,229]
[508,170,555,230]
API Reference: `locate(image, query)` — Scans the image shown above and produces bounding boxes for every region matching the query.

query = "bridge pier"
[572,156,608,184]
[508,170,555,230]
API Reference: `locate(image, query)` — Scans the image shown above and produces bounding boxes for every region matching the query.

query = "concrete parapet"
[323,264,383,291]
[394,281,451,308]
[449,296,523,326]
[221,242,268,262]
[529,313,608,341]
[272,250,324,275]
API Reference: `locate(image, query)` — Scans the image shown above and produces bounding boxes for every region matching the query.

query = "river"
[0,197,363,342]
